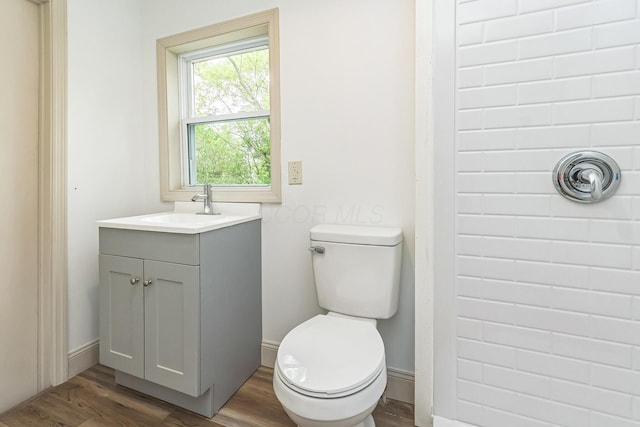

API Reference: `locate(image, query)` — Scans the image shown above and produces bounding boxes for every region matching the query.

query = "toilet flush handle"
[308,246,325,254]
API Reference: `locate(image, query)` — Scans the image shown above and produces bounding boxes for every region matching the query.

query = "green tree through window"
[187,47,270,186]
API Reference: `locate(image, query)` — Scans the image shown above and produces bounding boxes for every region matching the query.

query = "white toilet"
[273,224,403,427]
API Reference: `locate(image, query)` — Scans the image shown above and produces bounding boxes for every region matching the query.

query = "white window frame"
[178,37,270,187]
[157,9,281,203]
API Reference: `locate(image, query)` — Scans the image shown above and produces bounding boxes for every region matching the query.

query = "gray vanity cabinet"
[98,220,261,416]
[99,254,144,377]
[99,255,200,396]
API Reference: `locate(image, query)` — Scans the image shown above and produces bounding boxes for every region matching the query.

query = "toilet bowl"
[273,313,387,427]
[273,224,403,427]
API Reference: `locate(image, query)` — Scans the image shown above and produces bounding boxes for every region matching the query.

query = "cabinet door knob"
[143,279,153,287]
[130,278,140,285]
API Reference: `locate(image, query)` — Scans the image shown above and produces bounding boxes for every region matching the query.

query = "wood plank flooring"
[0,365,415,426]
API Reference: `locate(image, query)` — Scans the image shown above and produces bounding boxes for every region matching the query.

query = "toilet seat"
[276,314,385,399]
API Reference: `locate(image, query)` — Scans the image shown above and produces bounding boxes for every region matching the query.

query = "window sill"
[162,185,281,204]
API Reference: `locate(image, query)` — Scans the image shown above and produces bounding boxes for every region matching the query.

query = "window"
[181,39,270,187]
[157,9,281,202]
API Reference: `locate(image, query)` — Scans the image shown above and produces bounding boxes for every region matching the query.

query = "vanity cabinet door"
[99,254,144,378]
[143,260,200,397]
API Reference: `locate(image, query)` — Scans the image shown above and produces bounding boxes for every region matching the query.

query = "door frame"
[414,0,433,424]
[31,0,68,390]
[414,0,457,424]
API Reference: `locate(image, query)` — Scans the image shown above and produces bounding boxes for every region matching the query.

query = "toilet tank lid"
[310,224,403,246]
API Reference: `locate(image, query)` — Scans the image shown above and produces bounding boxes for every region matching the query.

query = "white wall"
[67,0,151,351]
[435,0,640,425]
[68,0,416,373]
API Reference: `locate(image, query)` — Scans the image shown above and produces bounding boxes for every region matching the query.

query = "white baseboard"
[261,340,415,404]
[72,340,413,404]
[385,367,415,404]
[67,340,99,379]
[261,339,279,368]
[433,416,477,427]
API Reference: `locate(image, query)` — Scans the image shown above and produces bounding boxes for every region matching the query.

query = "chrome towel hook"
[553,151,621,203]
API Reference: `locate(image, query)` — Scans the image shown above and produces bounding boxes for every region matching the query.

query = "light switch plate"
[288,161,303,185]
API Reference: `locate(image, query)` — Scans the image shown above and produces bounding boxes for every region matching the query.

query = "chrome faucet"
[191,184,219,215]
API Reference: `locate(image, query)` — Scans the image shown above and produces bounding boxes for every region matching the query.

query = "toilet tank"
[309,224,403,319]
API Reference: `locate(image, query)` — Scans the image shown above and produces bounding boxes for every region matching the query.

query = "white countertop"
[97,202,261,234]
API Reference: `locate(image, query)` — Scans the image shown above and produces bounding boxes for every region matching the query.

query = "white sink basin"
[97,203,261,234]
[139,213,240,225]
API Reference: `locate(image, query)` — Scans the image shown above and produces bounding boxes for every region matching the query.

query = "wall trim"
[261,340,414,404]
[261,339,279,368]
[431,0,457,420]
[68,340,99,379]
[384,368,415,405]
[415,0,435,425]
[37,0,68,391]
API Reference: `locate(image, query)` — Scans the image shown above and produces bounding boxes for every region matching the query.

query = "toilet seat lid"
[276,314,385,398]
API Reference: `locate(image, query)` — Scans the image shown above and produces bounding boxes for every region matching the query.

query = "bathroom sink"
[139,213,239,225]
[97,203,261,234]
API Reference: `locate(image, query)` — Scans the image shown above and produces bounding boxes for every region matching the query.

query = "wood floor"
[0,365,415,426]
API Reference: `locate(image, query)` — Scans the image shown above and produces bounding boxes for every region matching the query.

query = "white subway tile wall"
[455,0,640,425]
